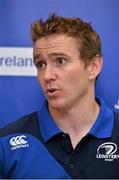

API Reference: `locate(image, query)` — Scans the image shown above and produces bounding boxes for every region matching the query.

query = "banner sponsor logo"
[0,47,37,76]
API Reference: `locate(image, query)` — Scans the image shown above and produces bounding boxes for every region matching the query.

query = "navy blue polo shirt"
[0,97,119,179]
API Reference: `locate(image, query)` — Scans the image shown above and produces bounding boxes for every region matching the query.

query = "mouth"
[45,88,60,97]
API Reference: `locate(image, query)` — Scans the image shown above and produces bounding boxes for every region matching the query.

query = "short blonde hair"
[31,13,102,66]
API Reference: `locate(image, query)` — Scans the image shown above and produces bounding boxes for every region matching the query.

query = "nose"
[44,66,56,84]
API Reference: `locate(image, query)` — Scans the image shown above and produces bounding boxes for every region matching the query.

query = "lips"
[45,88,60,96]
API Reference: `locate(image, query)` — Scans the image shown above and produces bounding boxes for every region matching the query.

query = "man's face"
[34,34,93,111]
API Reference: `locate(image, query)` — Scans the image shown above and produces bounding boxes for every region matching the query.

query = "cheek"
[65,69,80,82]
[61,72,80,91]
[65,69,88,87]
[37,72,44,86]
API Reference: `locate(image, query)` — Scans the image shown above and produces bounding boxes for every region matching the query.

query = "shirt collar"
[89,97,114,138]
[38,101,61,142]
[38,97,114,142]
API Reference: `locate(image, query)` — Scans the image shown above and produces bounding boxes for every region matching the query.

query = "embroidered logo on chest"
[96,142,119,161]
[10,135,29,150]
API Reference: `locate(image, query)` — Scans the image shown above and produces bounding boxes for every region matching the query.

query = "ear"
[88,56,103,80]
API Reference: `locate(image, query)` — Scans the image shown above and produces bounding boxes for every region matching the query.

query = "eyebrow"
[33,52,70,60]
[49,52,70,58]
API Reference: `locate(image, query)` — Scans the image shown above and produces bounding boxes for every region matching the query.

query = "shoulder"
[0,111,38,138]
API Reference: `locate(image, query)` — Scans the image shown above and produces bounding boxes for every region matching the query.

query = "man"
[0,14,119,179]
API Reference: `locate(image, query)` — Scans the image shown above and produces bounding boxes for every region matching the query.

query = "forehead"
[33,34,79,56]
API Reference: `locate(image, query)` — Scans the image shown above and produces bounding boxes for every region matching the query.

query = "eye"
[57,57,66,65]
[35,61,46,70]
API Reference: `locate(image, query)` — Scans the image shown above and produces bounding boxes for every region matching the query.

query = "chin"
[48,100,66,111]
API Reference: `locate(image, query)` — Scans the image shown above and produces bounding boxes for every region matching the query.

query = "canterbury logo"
[97,142,117,155]
[10,135,29,150]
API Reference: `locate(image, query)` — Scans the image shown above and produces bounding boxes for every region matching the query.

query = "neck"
[49,95,100,148]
